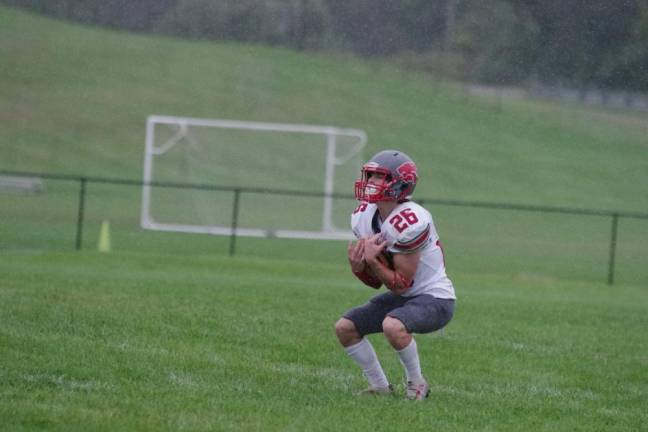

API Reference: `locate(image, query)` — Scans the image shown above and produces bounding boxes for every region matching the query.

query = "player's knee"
[382,316,406,337]
[335,318,357,340]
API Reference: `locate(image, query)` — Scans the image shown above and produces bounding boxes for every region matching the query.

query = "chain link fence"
[2,170,647,286]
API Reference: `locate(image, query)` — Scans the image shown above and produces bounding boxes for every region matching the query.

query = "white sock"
[397,338,424,384]
[345,338,389,388]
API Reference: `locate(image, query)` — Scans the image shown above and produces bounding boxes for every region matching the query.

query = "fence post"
[607,213,619,285]
[75,177,87,251]
[229,189,241,256]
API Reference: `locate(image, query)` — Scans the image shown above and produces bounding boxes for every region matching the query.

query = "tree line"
[4,0,648,91]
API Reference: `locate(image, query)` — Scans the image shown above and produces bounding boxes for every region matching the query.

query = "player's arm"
[364,234,420,295]
[348,238,382,289]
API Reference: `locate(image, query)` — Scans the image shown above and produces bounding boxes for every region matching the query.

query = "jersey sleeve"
[384,205,433,254]
[350,202,373,239]
[350,208,362,239]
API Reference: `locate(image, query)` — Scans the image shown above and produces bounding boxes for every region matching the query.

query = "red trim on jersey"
[394,224,430,251]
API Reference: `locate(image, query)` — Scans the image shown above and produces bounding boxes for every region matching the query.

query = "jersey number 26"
[389,208,418,233]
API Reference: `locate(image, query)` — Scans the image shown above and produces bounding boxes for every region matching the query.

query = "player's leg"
[335,292,407,393]
[382,316,412,350]
[335,317,390,392]
[334,317,362,347]
[383,295,455,400]
[336,292,404,347]
[382,316,426,397]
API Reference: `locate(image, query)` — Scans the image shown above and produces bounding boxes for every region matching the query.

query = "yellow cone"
[98,220,112,253]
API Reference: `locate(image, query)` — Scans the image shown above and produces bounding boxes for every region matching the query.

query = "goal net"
[141,115,367,240]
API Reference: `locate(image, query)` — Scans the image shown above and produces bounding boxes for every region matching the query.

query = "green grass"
[1,6,648,430]
[1,6,648,210]
[1,252,647,431]
[1,5,647,283]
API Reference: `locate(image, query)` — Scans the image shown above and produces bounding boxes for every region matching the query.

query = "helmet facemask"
[354,166,409,203]
[354,151,418,203]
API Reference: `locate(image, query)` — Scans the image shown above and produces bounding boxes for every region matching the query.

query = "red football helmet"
[354,150,418,203]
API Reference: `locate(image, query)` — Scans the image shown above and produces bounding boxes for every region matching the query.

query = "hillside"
[1,5,647,212]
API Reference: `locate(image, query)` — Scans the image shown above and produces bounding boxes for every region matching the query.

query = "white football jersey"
[351,201,455,299]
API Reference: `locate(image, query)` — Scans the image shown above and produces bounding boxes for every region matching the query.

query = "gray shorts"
[343,292,455,336]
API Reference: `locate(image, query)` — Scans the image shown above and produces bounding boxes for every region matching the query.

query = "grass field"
[1,252,647,431]
[1,6,647,210]
[1,6,648,431]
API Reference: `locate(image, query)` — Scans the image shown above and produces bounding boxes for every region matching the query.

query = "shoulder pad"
[383,203,433,253]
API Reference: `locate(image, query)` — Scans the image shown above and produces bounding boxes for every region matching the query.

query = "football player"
[335,149,456,400]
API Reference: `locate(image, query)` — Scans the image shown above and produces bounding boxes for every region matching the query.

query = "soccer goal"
[141,115,367,240]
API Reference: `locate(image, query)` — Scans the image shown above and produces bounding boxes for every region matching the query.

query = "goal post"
[141,115,367,240]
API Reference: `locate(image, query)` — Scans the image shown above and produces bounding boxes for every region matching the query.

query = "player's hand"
[347,238,367,273]
[363,233,387,263]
